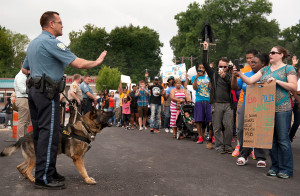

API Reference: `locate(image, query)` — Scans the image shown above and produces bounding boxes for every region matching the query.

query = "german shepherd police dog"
[1,108,113,185]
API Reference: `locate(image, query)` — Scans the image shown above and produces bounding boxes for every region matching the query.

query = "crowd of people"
[4,11,299,190]
[8,43,299,183]
[59,42,299,180]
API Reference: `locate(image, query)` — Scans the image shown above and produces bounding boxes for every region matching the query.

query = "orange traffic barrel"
[12,112,33,139]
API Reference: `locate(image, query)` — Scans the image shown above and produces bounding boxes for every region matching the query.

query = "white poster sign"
[121,75,131,84]
[161,63,187,83]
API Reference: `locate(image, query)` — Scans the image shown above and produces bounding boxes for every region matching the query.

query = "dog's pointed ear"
[89,107,97,120]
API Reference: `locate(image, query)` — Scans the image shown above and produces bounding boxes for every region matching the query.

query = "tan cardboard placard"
[243,80,276,149]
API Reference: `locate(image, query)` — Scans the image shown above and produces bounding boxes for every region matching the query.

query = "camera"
[233,59,244,71]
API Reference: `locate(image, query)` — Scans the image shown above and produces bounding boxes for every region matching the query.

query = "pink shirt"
[122,101,131,114]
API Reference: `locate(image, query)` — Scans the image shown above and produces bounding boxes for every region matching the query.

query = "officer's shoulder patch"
[73,84,77,89]
[57,42,66,51]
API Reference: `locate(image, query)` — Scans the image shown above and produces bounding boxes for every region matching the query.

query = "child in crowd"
[184,112,194,125]
[122,95,132,130]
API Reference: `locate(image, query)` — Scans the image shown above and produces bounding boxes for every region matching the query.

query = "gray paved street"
[0,126,299,196]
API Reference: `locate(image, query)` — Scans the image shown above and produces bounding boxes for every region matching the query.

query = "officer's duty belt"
[27,74,66,100]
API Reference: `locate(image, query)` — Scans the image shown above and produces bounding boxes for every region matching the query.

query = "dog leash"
[61,92,95,139]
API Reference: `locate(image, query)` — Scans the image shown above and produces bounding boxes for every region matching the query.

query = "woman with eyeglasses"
[234,46,297,179]
[232,53,269,168]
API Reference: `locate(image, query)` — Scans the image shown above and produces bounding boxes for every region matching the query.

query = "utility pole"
[172,57,181,65]
[177,56,198,68]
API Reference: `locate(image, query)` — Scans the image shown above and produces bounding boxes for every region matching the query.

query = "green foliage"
[96,65,121,91]
[170,0,280,65]
[0,26,29,77]
[66,24,109,76]
[0,26,13,77]
[66,24,163,83]
[109,24,163,82]
[280,23,300,66]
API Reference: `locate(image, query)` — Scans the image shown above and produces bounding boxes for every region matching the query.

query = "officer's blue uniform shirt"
[80,81,94,99]
[22,31,77,82]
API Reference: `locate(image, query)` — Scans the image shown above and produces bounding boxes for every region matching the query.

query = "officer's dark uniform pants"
[82,98,92,115]
[28,87,60,184]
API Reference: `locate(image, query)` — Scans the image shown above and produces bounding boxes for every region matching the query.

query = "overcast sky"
[1,0,299,67]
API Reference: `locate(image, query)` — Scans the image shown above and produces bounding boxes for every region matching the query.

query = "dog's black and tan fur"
[1,108,113,185]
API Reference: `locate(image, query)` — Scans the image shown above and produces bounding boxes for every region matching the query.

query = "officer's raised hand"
[70,50,107,69]
[96,51,107,65]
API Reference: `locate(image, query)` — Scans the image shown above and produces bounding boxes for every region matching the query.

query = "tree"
[280,23,300,65]
[109,24,163,82]
[170,0,280,66]
[67,24,163,83]
[0,26,13,77]
[0,26,29,77]
[66,24,109,76]
[96,65,121,91]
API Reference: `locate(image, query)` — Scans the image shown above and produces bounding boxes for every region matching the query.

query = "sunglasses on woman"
[269,51,281,55]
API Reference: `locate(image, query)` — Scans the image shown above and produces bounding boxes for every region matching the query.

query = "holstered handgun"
[59,75,66,93]
[45,76,58,100]
[40,73,45,93]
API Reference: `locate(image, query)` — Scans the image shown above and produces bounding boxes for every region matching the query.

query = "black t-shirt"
[103,96,109,109]
[215,76,232,103]
[129,91,138,108]
[149,85,163,105]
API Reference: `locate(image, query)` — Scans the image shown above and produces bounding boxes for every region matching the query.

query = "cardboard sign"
[243,81,276,149]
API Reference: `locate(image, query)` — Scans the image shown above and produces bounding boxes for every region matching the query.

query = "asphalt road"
[0,126,299,196]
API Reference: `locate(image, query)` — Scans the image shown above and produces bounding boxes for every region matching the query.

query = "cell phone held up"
[234,59,241,71]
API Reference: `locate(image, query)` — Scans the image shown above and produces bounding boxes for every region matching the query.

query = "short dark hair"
[246,49,258,56]
[73,74,81,80]
[83,75,90,79]
[217,57,229,65]
[40,11,59,28]
[254,53,270,67]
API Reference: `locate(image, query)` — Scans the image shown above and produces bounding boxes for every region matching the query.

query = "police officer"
[22,11,107,189]
[67,74,83,124]
[80,75,96,115]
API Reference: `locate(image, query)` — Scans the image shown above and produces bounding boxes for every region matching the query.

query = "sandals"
[236,157,248,166]
[257,160,266,168]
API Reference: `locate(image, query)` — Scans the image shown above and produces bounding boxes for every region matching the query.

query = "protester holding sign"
[231,53,269,167]
[235,46,297,179]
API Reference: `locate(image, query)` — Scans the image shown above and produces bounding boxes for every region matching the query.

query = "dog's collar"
[60,124,91,144]
[81,121,95,140]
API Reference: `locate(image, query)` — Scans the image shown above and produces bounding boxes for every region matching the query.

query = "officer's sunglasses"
[52,21,63,25]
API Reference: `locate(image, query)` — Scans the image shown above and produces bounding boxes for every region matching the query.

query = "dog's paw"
[26,175,35,183]
[85,177,96,185]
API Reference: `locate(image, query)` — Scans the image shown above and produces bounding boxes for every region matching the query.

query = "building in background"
[0,76,97,108]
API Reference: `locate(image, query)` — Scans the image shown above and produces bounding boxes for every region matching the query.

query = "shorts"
[131,106,138,114]
[138,106,148,117]
[194,101,212,123]
[123,114,131,122]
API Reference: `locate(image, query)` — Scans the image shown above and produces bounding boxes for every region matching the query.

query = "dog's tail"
[0,137,23,157]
